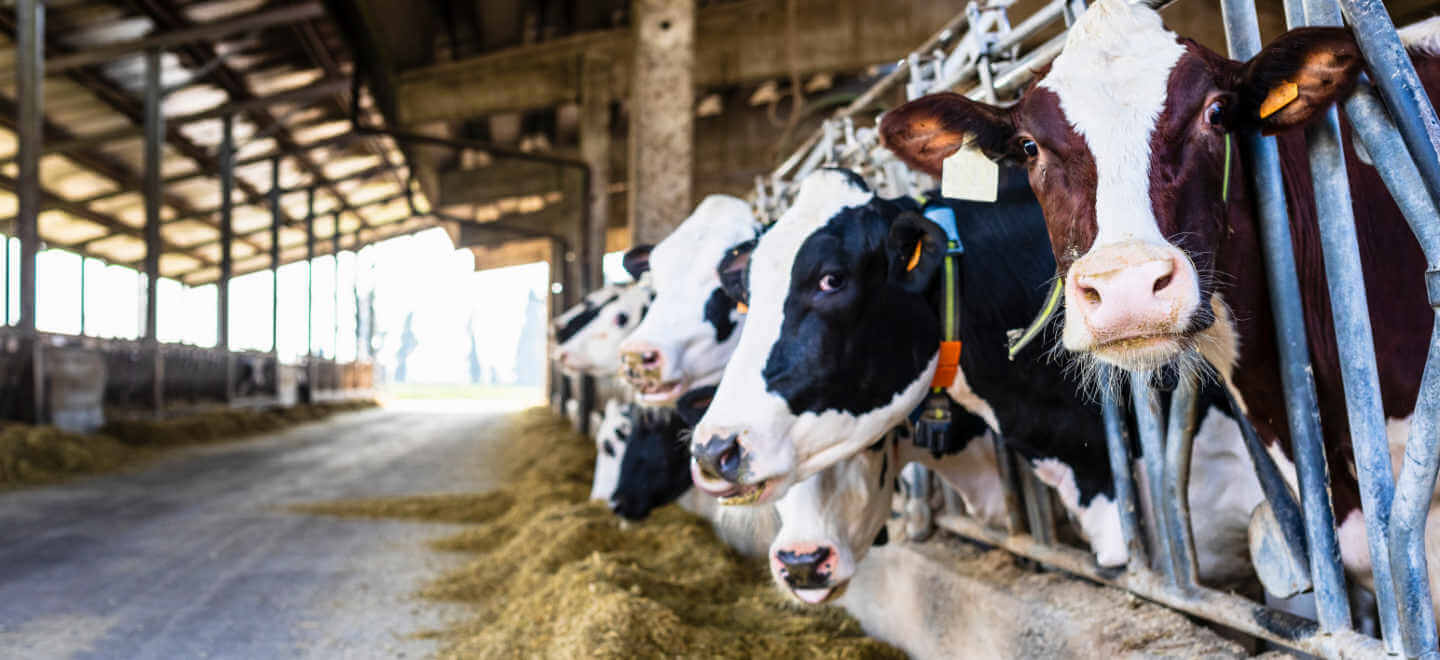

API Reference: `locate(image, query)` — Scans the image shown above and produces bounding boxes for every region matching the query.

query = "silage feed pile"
[295,407,903,660]
[0,400,376,488]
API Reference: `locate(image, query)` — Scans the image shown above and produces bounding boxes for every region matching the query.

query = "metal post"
[332,214,339,366]
[1131,379,1176,581]
[1221,0,1350,632]
[16,0,40,339]
[305,187,315,402]
[1335,0,1440,211]
[1163,373,1200,589]
[78,256,85,336]
[1019,464,1057,546]
[270,158,280,355]
[4,234,10,325]
[1101,377,1147,569]
[1391,319,1440,657]
[218,115,234,351]
[991,433,1029,535]
[143,47,164,415]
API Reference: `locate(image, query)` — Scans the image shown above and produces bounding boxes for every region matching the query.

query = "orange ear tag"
[1259,81,1299,119]
[906,240,923,272]
[736,301,749,314]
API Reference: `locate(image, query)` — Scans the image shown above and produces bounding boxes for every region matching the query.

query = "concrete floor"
[0,399,528,660]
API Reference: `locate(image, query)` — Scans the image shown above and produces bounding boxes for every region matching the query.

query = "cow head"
[590,399,634,503]
[691,169,945,505]
[769,432,899,604]
[618,196,760,405]
[881,0,1362,379]
[552,282,655,376]
[609,388,715,520]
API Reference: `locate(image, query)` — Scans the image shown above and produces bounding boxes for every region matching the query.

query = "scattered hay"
[0,400,376,489]
[296,407,902,659]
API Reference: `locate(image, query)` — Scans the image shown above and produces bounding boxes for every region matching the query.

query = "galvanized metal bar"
[937,513,1387,658]
[1019,463,1057,546]
[1345,85,1440,259]
[1222,0,1351,631]
[218,115,233,351]
[306,187,315,360]
[1131,378,1176,581]
[1390,318,1440,657]
[1101,379,1147,569]
[1346,82,1440,657]
[1219,381,1313,579]
[332,212,340,363]
[15,0,40,336]
[1335,0,1440,211]
[992,433,1029,535]
[270,158,280,355]
[1163,372,1200,588]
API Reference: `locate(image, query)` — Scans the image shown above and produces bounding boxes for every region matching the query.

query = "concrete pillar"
[627,0,695,245]
[580,54,611,289]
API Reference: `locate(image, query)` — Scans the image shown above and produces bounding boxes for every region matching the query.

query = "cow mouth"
[632,379,686,404]
[788,581,848,605]
[689,462,774,505]
[1090,333,1185,370]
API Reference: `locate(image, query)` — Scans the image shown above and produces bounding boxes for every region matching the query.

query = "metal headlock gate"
[757,0,1440,656]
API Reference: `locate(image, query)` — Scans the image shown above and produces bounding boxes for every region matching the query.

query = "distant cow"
[881,0,1440,576]
[618,196,760,405]
[692,168,1262,571]
[590,399,635,503]
[552,281,655,377]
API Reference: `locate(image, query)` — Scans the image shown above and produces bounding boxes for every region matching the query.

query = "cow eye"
[1206,100,1226,127]
[818,273,846,292]
[614,312,629,327]
[1020,138,1039,158]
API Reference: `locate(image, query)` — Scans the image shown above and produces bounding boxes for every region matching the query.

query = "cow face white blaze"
[692,170,941,505]
[590,400,633,502]
[553,282,654,376]
[1034,0,1200,371]
[769,434,897,604]
[618,195,758,405]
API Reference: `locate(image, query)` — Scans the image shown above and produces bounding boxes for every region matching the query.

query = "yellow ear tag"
[736,301,749,314]
[906,240,923,272]
[1259,81,1299,119]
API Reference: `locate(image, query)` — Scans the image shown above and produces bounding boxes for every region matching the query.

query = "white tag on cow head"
[941,145,999,203]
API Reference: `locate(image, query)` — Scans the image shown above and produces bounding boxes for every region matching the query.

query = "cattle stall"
[750,0,1440,656]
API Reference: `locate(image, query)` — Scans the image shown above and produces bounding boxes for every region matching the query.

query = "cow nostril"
[1152,272,1174,294]
[640,350,660,366]
[1079,284,1101,305]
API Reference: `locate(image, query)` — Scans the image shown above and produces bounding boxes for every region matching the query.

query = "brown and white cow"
[881,0,1440,576]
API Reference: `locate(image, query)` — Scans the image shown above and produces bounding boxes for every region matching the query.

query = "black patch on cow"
[761,195,940,416]
[674,386,717,428]
[703,287,739,343]
[718,238,758,305]
[555,294,618,344]
[611,408,694,521]
[602,440,616,457]
[623,244,653,280]
[826,167,872,193]
[872,526,889,547]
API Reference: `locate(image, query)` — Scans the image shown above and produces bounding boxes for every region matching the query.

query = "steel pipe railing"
[1162,373,1200,589]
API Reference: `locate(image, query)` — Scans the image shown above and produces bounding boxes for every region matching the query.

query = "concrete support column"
[16,0,40,423]
[580,54,611,289]
[627,0,695,245]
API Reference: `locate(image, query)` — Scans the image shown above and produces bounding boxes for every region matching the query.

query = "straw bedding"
[296,407,902,659]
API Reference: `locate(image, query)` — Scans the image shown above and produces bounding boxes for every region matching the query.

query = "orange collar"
[931,340,962,389]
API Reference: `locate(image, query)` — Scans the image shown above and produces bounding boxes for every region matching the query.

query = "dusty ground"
[0,398,526,659]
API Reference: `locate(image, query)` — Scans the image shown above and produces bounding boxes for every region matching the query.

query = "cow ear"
[880,92,1019,177]
[716,238,757,307]
[1235,27,1363,134]
[623,245,654,280]
[888,212,947,294]
[674,385,717,428]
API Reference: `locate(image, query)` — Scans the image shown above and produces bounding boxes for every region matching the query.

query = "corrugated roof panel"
[43,155,122,201]
[247,67,324,97]
[162,219,219,247]
[159,253,201,277]
[233,204,272,234]
[38,210,109,244]
[89,234,147,263]
[291,119,350,146]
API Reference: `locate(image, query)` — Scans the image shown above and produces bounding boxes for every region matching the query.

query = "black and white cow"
[591,399,635,502]
[768,423,1009,604]
[618,195,760,405]
[693,168,1261,571]
[552,281,655,377]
